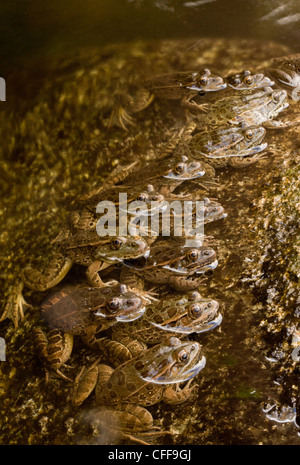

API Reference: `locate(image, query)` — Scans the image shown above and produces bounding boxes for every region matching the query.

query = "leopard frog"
[197,86,289,130]
[189,126,268,168]
[23,230,150,292]
[71,337,205,417]
[226,70,274,90]
[265,54,300,95]
[109,290,221,360]
[113,153,206,197]
[39,283,150,350]
[145,68,227,112]
[121,238,218,292]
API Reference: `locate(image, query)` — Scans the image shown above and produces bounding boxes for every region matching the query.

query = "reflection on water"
[0,0,299,72]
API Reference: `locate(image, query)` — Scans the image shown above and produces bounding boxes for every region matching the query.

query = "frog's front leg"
[228,152,267,168]
[163,379,197,405]
[23,253,73,292]
[0,280,32,328]
[120,265,145,291]
[86,260,118,288]
[181,94,209,113]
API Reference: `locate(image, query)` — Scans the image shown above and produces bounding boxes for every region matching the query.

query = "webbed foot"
[0,281,32,328]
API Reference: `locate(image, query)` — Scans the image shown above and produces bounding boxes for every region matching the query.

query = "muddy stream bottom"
[0,38,299,445]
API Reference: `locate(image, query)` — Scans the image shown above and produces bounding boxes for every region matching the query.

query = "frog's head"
[94,234,150,263]
[149,291,221,334]
[202,198,227,223]
[127,184,167,217]
[163,155,205,181]
[266,88,289,117]
[136,336,206,384]
[94,283,146,322]
[268,54,300,90]
[188,69,227,92]
[163,245,218,275]
[227,70,274,90]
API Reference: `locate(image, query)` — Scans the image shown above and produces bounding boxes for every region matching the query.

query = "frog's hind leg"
[85,404,172,445]
[0,280,32,328]
[23,253,73,292]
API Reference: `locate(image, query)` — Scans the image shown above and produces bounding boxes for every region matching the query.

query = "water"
[0,0,299,446]
[0,0,299,72]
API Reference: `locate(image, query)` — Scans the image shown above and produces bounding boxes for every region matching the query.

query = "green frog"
[120,238,218,292]
[189,126,268,168]
[23,230,150,292]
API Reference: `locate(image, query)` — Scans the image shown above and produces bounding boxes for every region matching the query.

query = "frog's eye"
[272,93,280,103]
[106,298,120,313]
[199,76,208,86]
[203,250,212,256]
[189,303,202,317]
[245,129,254,140]
[244,75,253,85]
[178,349,189,363]
[174,162,185,174]
[137,193,148,202]
[111,237,125,249]
[188,291,201,301]
[187,249,199,261]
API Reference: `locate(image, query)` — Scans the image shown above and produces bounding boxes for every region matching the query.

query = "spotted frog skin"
[145,68,227,112]
[196,86,289,130]
[108,290,221,361]
[113,153,206,197]
[39,283,149,350]
[121,238,218,292]
[189,126,268,168]
[23,230,150,292]
[226,70,275,91]
[71,337,205,427]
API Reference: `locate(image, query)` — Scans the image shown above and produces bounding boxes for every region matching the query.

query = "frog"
[145,68,227,112]
[264,54,300,95]
[143,195,226,242]
[226,69,275,91]
[194,85,289,130]
[71,336,205,430]
[120,238,218,292]
[111,153,206,198]
[108,69,227,131]
[189,125,268,168]
[108,290,221,362]
[23,229,150,292]
[39,283,151,352]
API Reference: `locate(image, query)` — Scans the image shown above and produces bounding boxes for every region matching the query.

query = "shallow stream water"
[0,1,299,446]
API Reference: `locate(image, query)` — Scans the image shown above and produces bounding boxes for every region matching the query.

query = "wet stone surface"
[0,38,299,444]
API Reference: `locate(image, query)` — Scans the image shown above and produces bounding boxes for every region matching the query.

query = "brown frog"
[120,238,218,292]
